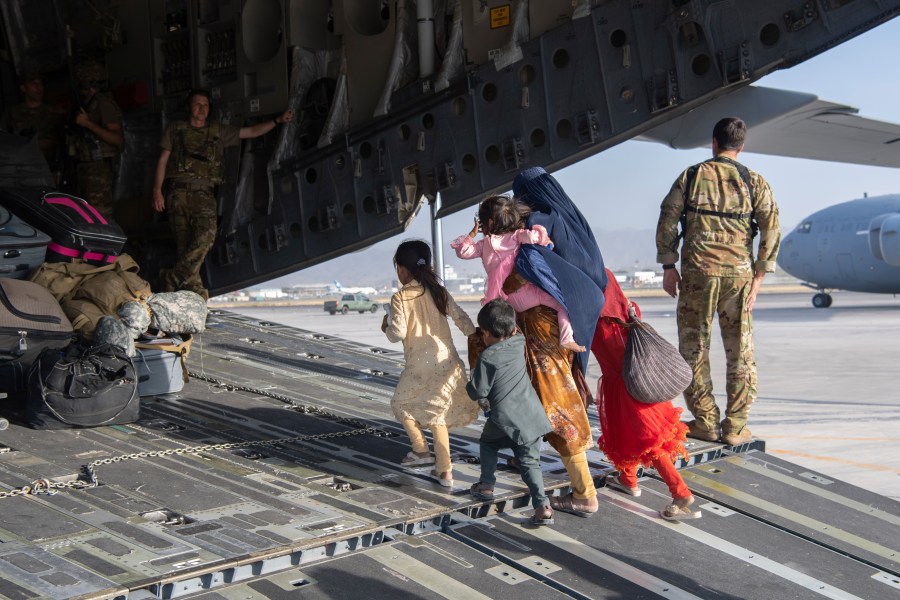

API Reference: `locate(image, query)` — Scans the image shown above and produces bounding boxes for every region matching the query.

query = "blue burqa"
[512,167,607,374]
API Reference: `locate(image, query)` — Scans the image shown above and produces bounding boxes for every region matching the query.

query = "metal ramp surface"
[0,311,897,599]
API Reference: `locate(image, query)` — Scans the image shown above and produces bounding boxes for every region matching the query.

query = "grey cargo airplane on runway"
[777,194,900,307]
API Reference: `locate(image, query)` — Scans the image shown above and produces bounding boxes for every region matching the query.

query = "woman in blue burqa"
[511,166,608,516]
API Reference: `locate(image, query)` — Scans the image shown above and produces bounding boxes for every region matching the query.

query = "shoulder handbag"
[26,343,140,429]
[615,304,693,404]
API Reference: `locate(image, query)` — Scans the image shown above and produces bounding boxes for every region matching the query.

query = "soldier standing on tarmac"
[655,117,781,447]
[71,60,124,220]
[151,89,293,300]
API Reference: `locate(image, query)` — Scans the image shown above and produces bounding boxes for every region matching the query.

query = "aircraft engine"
[869,213,900,266]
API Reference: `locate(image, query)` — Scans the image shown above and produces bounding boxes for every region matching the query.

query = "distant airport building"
[282,283,333,297]
[443,265,485,296]
[633,270,664,287]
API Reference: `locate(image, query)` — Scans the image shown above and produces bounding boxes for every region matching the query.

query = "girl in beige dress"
[381,240,478,487]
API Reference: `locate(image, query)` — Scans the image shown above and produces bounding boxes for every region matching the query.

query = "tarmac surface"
[234,290,900,501]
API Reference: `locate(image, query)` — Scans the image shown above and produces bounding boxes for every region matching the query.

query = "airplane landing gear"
[812,292,833,308]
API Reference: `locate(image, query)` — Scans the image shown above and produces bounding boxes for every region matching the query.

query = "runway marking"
[723,456,900,527]
[680,471,899,563]
[768,449,900,474]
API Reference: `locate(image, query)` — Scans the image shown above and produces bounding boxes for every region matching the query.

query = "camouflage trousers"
[76,158,115,220]
[161,185,216,300]
[677,272,757,435]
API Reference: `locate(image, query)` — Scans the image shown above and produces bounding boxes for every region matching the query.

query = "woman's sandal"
[605,474,641,497]
[400,451,434,467]
[549,493,597,518]
[660,498,701,521]
[430,470,453,488]
[530,506,554,526]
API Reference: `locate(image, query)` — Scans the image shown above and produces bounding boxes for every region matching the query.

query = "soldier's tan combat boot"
[685,420,720,442]
[722,427,753,446]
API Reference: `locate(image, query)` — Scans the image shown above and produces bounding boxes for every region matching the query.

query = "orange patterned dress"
[469,273,594,457]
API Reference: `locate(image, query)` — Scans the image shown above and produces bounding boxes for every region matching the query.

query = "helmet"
[75,60,106,86]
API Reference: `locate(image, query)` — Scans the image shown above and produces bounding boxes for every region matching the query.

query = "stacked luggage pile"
[0,134,205,429]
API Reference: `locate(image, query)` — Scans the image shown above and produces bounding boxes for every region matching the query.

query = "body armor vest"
[169,121,224,184]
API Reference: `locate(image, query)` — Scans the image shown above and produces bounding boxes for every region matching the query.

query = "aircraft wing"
[638,86,900,168]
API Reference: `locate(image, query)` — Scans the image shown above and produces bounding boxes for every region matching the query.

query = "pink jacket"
[451,225,551,304]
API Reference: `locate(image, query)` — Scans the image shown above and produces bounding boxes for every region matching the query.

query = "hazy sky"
[264,16,900,288]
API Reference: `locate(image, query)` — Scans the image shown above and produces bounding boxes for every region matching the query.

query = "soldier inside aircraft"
[151,89,293,300]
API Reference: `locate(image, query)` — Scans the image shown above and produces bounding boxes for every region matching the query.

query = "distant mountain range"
[262,229,659,289]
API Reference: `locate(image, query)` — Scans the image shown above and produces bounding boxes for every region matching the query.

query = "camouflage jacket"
[161,121,240,185]
[73,92,122,161]
[0,103,61,141]
[656,155,781,277]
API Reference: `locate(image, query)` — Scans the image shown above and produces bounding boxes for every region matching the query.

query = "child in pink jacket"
[451,195,584,352]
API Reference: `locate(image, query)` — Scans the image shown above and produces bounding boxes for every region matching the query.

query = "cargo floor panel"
[679,450,900,573]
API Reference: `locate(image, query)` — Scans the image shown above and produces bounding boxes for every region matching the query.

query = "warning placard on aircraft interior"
[490,5,511,29]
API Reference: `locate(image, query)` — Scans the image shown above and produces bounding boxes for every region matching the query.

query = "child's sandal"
[470,482,495,501]
[530,506,554,526]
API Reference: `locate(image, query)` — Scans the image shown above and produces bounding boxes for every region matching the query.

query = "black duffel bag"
[26,343,139,429]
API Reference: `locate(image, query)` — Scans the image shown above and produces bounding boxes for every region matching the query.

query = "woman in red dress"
[591,270,700,520]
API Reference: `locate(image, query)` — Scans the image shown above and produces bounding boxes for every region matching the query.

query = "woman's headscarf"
[513,166,607,373]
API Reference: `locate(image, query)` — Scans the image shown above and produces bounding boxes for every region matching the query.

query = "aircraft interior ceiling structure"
[3,1,900,295]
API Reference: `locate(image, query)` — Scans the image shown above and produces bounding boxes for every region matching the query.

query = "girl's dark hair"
[393,240,449,316]
[478,195,531,236]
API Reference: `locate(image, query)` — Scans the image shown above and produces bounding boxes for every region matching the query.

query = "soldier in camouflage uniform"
[0,72,63,169]
[656,117,781,446]
[152,89,293,300]
[71,61,124,220]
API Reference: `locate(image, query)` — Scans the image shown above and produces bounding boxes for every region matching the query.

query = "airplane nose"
[776,231,803,279]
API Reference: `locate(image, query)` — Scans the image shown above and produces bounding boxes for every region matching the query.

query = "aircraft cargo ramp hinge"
[575,110,601,146]
[717,42,753,86]
[648,70,680,113]
[784,2,821,32]
[434,162,458,191]
[311,206,339,232]
[377,186,397,215]
[502,137,526,172]
[254,224,288,253]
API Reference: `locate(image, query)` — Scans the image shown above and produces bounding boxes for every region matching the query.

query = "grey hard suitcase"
[134,334,191,396]
[0,205,50,279]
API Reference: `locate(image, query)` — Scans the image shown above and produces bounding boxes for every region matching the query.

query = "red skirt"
[592,315,689,472]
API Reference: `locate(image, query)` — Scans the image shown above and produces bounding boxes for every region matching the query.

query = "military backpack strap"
[673,163,702,251]
[134,334,192,382]
[712,155,759,238]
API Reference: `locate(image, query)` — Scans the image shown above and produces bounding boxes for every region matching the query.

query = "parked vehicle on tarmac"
[324,293,379,315]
